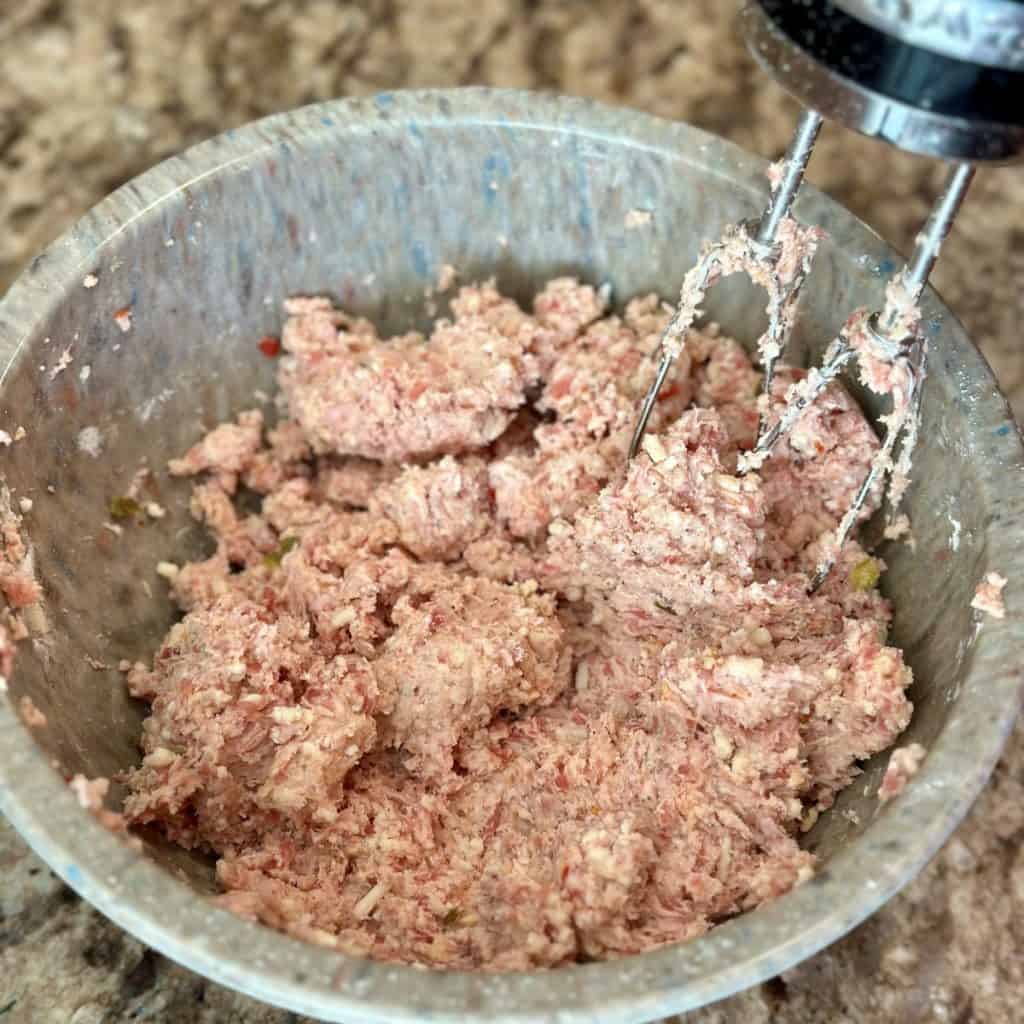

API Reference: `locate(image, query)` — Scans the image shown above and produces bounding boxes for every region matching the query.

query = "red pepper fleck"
[548,376,573,400]
[258,336,281,357]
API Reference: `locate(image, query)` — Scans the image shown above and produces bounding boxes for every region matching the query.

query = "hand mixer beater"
[630,0,1024,590]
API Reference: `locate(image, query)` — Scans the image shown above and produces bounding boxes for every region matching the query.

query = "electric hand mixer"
[630,0,1024,590]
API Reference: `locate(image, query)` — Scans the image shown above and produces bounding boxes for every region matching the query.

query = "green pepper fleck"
[109,496,142,520]
[849,557,881,591]
[263,534,299,570]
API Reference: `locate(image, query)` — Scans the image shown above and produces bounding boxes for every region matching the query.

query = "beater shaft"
[756,109,824,420]
[756,109,823,247]
[886,162,974,322]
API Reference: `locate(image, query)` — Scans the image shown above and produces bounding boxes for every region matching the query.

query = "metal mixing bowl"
[0,89,1020,1023]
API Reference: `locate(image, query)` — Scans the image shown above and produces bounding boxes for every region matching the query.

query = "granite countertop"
[1,3,1022,1022]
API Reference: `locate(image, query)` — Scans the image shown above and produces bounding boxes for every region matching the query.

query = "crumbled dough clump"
[168,409,264,494]
[0,503,42,610]
[369,456,491,561]
[879,743,927,803]
[375,575,571,780]
[279,293,535,462]
[971,571,1007,619]
[18,694,46,728]
[125,279,915,970]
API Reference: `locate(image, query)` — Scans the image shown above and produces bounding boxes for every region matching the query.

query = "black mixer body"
[743,0,1024,163]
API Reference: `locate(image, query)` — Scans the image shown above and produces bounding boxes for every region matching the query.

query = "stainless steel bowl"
[0,89,1020,1023]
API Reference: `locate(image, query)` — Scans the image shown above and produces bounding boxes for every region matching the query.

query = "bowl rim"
[1,86,1022,1024]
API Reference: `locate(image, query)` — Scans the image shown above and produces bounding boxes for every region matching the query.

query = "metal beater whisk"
[628,113,975,592]
[628,109,824,461]
[743,162,974,590]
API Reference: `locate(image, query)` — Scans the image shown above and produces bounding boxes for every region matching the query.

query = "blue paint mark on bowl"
[392,178,412,205]
[410,240,429,278]
[570,141,594,236]
[268,198,287,235]
[578,201,592,233]
[483,153,509,178]
[482,152,511,207]
[66,863,82,884]
[997,424,1012,436]
[875,258,896,276]
[374,92,395,108]
[407,122,424,141]
[320,116,334,127]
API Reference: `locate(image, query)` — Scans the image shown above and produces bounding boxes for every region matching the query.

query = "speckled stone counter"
[1,3,1022,1022]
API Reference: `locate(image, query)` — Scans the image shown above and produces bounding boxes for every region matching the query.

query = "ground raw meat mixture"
[971,571,1007,620]
[878,743,927,803]
[124,278,914,970]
